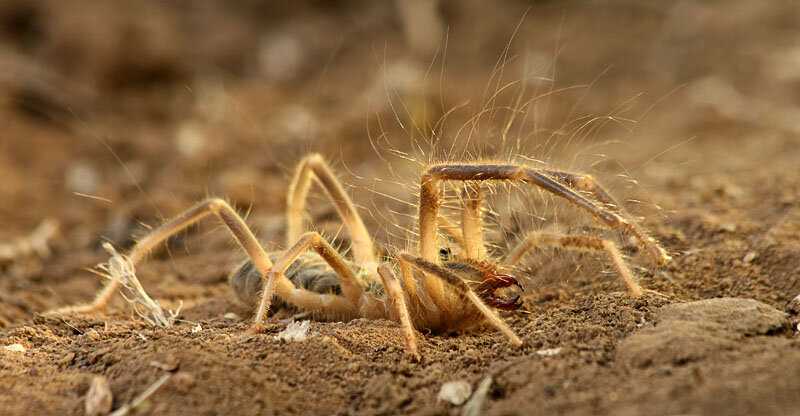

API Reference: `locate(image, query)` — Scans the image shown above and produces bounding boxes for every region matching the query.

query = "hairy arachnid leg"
[542,170,671,265]
[286,154,376,268]
[252,232,363,330]
[399,253,524,347]
[49,198,274,315]
[505,231,643,297]
[418,164,669,266]
[377,264,420,361]
[460,185,487,260]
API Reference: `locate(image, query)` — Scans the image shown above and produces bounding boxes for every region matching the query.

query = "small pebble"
[274,320,311,342]
[3,343,26,353]
[742,251,757,264]
[536,347,562,357]
[438,380,472,406]
[223,312,241,321]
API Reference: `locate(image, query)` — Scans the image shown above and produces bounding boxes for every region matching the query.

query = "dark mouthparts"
[475,273,524,311]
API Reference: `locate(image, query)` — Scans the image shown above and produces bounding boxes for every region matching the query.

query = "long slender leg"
[398,253,523,347]
[286,154,376,268]
[252,232,363,330]
[396,252,446,330]
[50,198,274,314]
[437,214,466,249]
[418,164,669,265]
[461,185,487,260]
[505,231,642,297]
[542,169,671,265]
[377,264,420,361]
[397,253,419,301]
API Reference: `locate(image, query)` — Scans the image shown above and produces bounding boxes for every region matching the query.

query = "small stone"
[191,323,202,334]
[85,376,113,416]
[3,343,26,353]
[742,251,757,264]
[536,347,562,357]
[223,312,240,321]
[437,380,472,406]
[274,320,310,342]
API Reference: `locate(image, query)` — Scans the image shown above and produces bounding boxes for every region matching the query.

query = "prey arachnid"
[53,154,670,359]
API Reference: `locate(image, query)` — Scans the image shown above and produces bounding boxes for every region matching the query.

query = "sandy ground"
[1,1,799,415]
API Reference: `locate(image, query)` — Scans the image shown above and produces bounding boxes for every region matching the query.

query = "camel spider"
[54,154,670,360]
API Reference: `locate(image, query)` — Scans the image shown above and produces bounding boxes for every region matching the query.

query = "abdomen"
[228,251,343,307]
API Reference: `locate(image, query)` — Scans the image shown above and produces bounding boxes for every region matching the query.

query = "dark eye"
[438,247,452,261]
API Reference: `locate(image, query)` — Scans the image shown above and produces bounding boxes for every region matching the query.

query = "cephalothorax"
[54,154,669,359]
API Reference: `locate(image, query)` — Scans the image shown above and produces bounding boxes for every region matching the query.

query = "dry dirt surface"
[1,1,799,415]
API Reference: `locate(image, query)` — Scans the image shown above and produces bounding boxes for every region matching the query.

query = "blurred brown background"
[1,1,797,236]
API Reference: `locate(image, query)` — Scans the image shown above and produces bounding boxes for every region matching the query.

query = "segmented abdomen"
[228,251,343,307]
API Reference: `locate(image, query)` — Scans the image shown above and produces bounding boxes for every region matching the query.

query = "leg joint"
[204,197,229,213]
[304,153,325,167]
[297,231,322,245]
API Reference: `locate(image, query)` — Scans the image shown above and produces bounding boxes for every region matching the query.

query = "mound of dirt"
[617,298,789,368]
